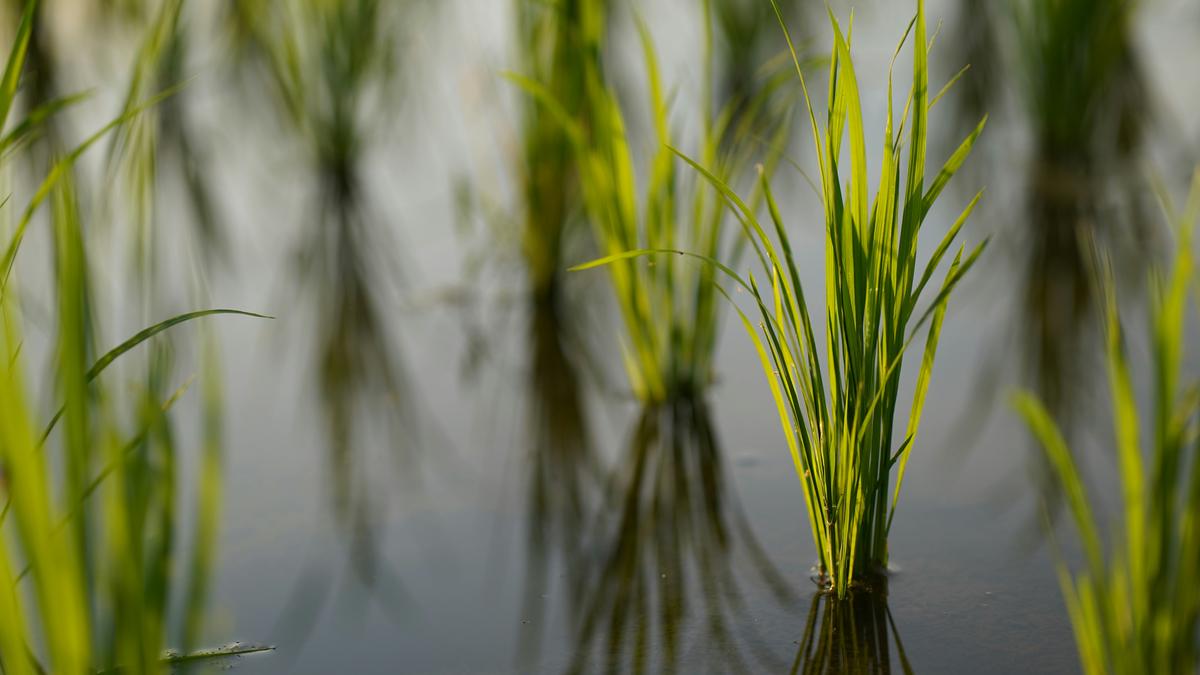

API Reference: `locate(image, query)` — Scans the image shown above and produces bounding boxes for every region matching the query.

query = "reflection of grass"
[791,588,911,674]
[0,6,266,670]
[232,0,418,586]
[563,398,792,674]
[1016,173,1200,675]
[518,297,601,662]
[579,0,985,597]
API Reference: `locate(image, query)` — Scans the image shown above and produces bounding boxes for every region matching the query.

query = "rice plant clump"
[513,0,608,310]
[728,0,987,596]
[575,0,987,595]
[517,6,790,404]
[1015,172,1200,675]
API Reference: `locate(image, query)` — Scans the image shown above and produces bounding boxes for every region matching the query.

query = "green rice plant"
[107,0,226,263]
[513,0,608,311]
[513,2,790,404]
[1014,171,1200,675]
[0,4,268,671]
[712,0,803,117]
[575,0,986,596]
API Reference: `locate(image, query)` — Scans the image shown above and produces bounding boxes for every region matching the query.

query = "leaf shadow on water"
[522,395,796,674]
[789,588,912,675]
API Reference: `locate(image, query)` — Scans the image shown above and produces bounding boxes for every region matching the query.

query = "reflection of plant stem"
[236,0,416,599]
[517,294,600,664]
[559,398,792,674]
[790,588,912,675]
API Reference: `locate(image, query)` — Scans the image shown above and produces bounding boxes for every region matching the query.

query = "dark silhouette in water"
[791,586,912,675]
[946,0,1156,520]
[542,398,794,675]
[517,293,604,663]
[228,0,418,579]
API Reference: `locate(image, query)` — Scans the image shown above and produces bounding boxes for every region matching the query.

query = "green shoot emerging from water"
[576,0,986,596]
[515,3,790,403]
[1015,170,1200,675]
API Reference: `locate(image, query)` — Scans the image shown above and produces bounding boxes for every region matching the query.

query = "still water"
[30,0,1199,672]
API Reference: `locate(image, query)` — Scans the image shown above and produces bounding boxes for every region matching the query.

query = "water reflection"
[791,589,911,675]
[1017,0,1153,430]
[539,397,793,674]
[519,295,602,659]
[229,0,419,587]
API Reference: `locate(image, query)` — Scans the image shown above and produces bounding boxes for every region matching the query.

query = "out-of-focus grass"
[1015,171,1200,675]
[513,0,608,312]
[946,0,1154,456]
[516,2,790,404]
[0,3,268,671]
[712,0,805,127]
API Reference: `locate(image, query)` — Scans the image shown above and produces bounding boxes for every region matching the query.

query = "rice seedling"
[0,4,269,670]
[1014,0,1152,425]
[575,0,986,596]
[110,0,227,262]
[1014,170,1200,675]
[513,1,791,404]
[512,0,609,312]
[712,0,804,122]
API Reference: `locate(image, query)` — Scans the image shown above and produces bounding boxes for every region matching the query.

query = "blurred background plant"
[523,1,791,405]
[0,3,267,670]
[947,0,1156,450]
[1016,171,1200,675]
[710,0,805,135]
[1013,0,1152,430]
[226,0,420,599]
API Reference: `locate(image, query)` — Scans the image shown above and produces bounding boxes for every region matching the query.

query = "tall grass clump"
[1015,171,1200,675]
[513,0,608,311]
[0,3,267,671]
[517,2,790,404]
[581,0,986,595]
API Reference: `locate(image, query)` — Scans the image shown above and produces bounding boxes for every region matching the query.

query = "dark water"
[22,0,1200,672]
